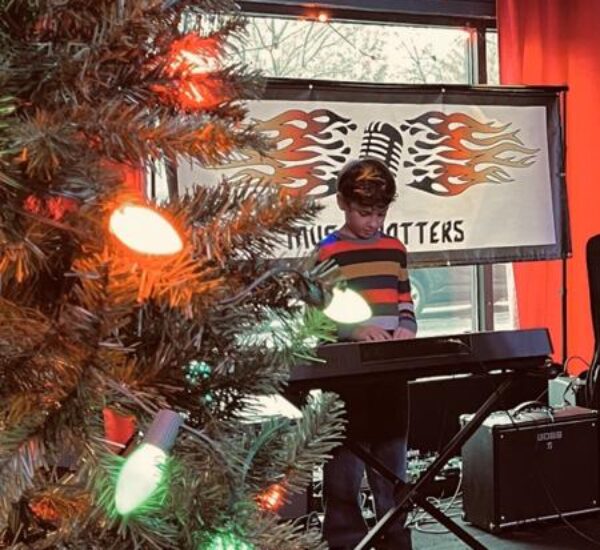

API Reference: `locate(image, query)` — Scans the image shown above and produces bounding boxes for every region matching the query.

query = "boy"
[315,157,417,550]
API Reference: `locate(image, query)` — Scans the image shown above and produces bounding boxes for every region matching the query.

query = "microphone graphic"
[359,121,403,176]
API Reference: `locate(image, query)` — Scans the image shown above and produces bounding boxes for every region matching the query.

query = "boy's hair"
[336,157,396,208]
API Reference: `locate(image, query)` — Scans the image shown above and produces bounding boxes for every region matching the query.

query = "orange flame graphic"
[404,111,539,196]
[217,109,355,197]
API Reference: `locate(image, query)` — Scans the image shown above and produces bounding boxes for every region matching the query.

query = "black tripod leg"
[355,376,515,550]
[413,495,487,550]
[345,440,405,486]
[347,442,487,549]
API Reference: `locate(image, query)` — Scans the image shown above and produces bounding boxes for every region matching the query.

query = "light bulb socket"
[298,278,329,308]
[144,409,183,452]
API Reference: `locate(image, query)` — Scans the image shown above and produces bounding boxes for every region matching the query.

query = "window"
[175,13,515,337]
[410,266,475,337]
[235,17,471,84]
[486,30,499,85]
[493,263,518,330]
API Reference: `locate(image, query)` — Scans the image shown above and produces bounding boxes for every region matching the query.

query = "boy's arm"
[396,266,418,337]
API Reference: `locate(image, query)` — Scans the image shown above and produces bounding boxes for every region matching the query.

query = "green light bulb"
[203,532,254,550]
[115,443,167,515]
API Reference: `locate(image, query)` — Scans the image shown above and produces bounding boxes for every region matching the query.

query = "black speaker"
[462,406,600,532]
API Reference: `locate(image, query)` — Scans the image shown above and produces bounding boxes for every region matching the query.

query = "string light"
[203,531,254,550]
[109,204,183,256]
[323,286,371,324]
[256,483,286,512]
[152,33,224,111]
[167,34,220,76]
[220,264,372,324]
[115,409,183,515]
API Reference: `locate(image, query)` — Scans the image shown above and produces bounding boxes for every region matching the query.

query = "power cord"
[510,400,555,422]
[408,471,464,535]
[534,445,600,547]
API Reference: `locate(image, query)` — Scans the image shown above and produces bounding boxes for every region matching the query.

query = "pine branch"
[248,514,326,550]
[0,299,50,361]
[189,180,321,266]
[281,392,346,492]
[0,1,345,547]
[0,418,47,532]
[245,392,345,495]
[0,369,110,537]
[241,307,336,362]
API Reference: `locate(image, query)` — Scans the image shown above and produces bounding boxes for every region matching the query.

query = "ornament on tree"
[256,482,286,513]
[201,392,214,405]
[184,360,212,385]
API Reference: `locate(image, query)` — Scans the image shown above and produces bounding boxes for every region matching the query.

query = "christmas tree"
[0,1,345,548]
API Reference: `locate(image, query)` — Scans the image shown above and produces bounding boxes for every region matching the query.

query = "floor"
[411,505,600,549]
[303,457,600,549]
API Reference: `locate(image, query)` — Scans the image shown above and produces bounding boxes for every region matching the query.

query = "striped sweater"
[316,230,417,338]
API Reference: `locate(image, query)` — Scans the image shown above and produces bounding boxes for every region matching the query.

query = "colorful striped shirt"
[316,230,417,339]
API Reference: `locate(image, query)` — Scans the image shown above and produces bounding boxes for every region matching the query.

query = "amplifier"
[462,405,600,532]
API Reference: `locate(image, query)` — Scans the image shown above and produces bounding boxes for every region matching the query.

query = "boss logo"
[537,431,563,442]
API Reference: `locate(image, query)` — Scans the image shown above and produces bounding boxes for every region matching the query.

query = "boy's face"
[337,194,389,239]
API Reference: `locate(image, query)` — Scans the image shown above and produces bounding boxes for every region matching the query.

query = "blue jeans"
[322,436,412,549]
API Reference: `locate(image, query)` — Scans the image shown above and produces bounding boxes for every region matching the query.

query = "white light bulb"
[323,287,372,324]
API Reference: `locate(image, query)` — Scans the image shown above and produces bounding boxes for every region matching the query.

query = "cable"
[407,463,464,535]
[511,400,555,422]
[409,480,464,535]
[534,386,549,403]
[564,355,591,373]
[560,355,591,407]
[535,447,600,547]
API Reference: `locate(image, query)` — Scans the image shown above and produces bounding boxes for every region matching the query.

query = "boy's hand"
[393,327,417,340]
[351,325,392,342]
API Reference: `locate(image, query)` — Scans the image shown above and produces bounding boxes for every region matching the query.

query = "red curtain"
[497,0,600,374]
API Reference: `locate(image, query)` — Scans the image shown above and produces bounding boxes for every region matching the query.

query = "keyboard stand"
[286,330,556,548]
[351,369,551,550]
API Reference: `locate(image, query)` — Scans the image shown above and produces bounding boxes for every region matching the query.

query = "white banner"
[178,82,566,265]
